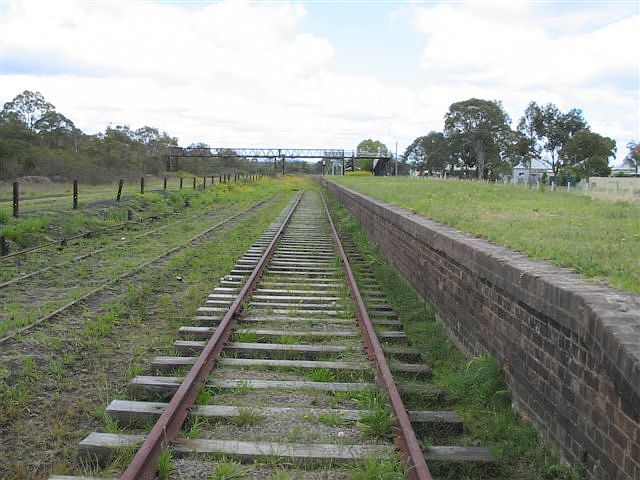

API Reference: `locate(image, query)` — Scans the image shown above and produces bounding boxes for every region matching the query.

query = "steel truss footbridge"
[166,147,392,175]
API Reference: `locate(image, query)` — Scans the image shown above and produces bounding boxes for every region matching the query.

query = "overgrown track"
[0,199,269,345]
[51,190,495,479]
[0,209,193,284]
[0,209,174,263]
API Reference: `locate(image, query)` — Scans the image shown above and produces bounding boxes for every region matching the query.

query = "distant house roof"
[513,159,551,170]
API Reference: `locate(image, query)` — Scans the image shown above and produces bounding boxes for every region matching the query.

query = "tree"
[1,90,55,131]
[623,141,640,176]
[443,98,512,179]
[356,139,388,155]
[404,132,450,175]
[516,102,542,171]
[33,111,82,150]
[0,90,183,182]
[533,103,587,176]
[561,129,615,178]
[355,139,389,172]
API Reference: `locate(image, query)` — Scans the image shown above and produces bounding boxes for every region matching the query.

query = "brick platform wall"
[325,180,640,479]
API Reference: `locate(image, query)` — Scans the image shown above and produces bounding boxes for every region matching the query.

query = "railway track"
[50,190,494,479]
[0,199,270,345]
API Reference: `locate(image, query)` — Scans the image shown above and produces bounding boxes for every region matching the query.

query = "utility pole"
[395,141,398,176]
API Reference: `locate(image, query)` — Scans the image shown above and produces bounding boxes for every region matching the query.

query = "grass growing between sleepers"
[325,190,587,480]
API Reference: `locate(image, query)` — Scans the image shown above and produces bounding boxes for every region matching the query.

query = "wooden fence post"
[73,180,78,209]
[163,177,167,190]
[140,177,145,194]
[192,177,196,189]
[0,236,9,256]
[116,179,124,202]
[179,177,183,189]
[12,181,19,218]
[203,177,206,189]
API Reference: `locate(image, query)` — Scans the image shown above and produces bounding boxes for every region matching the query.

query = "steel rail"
[0,199,268,346]
[120,191,303,480]
[320,193,433,480]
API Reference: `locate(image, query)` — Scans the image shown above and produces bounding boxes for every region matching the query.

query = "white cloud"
[0,1,638,163]
[410,2,639,163]
[1,0,412,149]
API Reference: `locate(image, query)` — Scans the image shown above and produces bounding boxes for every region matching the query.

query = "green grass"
[234,331,258,343]
[356,408,395,439]
[157,449,175,480]
[307,368,336,383]
[348,456,404,480]
[209,457,248,480]
[317,412,350,427]
[229,408,265,427]
[333,177,640,295]
[183,417,209,439]
[0,176,307,338]
[196,386,215,405]
[0,215,52,244]
[0,181,304,477]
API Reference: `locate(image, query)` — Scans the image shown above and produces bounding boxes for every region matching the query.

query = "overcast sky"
[1,1,638,164]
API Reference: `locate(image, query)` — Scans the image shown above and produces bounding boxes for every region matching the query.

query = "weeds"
[234,331,258,343]
[231,380,253,395]
[185,417,210,438]
[196,386,215,405]
[272,471,294,480]
[208,457,248,480]
[276,335,298,345]
[307,368,335,383]
[348,456,404,480]
[230,408,265,427]
[357,408,395,439]
[317,412,349,427]
[0,215,53,246]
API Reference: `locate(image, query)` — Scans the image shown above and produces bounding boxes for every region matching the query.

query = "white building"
[512,159,553,184]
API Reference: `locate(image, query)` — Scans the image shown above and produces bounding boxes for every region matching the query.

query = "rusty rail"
[120,191,303,479]
[321,193,433,480]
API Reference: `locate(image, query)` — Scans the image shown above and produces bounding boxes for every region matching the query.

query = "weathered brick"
[325,180,640,480]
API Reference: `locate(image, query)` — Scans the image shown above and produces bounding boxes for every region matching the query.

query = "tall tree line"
[405,98,622,181]
[0,90,178,183]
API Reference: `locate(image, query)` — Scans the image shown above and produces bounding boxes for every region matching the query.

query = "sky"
[0,0,638,164]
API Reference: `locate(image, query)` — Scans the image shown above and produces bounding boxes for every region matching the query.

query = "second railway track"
[0,199,271,344]
[51,190,494,480]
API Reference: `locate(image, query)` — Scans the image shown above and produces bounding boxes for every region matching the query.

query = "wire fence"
[0,173,271,220]
[409,174,640,202]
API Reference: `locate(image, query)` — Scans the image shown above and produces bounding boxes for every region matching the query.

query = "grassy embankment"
[327,191,587,480]
[333,177,640,295]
